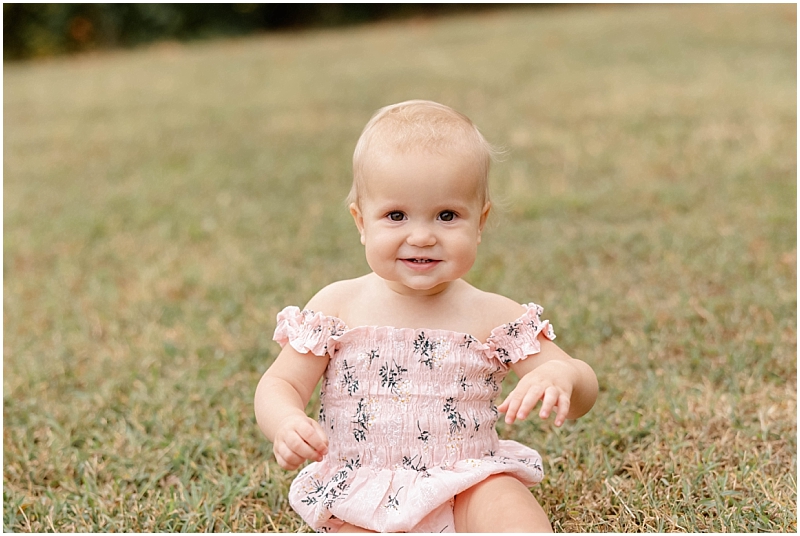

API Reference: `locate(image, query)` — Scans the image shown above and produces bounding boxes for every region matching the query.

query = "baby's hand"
[497,360,576,427]
[272,414,329,471]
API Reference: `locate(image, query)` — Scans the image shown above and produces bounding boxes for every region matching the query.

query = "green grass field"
[4,4,796,532]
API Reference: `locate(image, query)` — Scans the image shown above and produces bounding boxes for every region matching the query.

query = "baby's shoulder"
[304,276,371,318]
[460,284,531,335]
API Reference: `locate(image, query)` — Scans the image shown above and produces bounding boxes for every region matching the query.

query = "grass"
[3,3,796,532]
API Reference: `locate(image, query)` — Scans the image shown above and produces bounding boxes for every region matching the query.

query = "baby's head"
[348,100,497,208]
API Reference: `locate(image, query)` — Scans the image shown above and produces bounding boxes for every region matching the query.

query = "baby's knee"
[454,475,552,532]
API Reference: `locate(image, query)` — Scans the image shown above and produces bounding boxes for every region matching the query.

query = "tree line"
[4,3,512,60]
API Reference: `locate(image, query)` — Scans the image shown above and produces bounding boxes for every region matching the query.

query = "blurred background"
[4,3,796,533]
[4,3,507,60]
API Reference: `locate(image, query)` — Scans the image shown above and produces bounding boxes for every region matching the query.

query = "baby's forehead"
[366,117,478,151]
[363,140,482,167]
[359,147,487,199]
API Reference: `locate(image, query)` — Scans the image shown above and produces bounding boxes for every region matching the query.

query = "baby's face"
[350,149,490,296]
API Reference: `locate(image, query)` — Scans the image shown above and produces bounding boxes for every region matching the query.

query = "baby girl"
[255,100,598,532]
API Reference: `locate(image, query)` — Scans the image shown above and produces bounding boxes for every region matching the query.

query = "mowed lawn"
[3,4,796,532]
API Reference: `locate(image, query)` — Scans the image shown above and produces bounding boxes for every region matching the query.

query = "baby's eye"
[438,211,456,222]
[387,211,406,222]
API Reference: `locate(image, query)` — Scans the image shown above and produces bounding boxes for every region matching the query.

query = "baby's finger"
[538,386,561,419]
[497,397,510,413]
[291,418,326,456]
[284,429,324,462]
[308,419,330,456]
[497,389,514,412]
[553,393,571,427]
[274,443,304,470]
[516,386,545,420]
[500,391,523,424]
[497,398,516,419]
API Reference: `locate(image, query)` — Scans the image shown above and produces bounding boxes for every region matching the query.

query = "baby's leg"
[453,474,553,532]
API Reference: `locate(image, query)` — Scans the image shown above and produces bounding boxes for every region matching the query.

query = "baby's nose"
[406,224,436,247]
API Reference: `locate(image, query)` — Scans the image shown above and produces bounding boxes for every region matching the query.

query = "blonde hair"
[348,100,498,206]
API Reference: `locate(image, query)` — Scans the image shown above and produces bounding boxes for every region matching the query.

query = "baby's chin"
[375,274,455,297]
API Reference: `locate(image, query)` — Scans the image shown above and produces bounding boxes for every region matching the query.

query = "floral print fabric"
[273,303,556,533]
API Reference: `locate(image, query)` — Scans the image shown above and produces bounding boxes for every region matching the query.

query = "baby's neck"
[342,274,478,333]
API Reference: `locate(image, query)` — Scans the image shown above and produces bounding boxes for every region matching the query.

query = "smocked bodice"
[274,304,555,470]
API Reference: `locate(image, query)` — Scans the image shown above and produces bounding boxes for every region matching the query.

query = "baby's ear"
[349,203,366,245]
[477,201,491,243]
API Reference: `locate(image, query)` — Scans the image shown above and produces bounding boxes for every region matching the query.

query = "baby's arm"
[254,291,344,470]
[497,335,598,427]
[255,346,329,470]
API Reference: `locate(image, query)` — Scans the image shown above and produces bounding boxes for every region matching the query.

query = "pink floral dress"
[273,303,556,533]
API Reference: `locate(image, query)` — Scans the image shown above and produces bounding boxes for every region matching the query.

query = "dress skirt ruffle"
[290,440,543,533]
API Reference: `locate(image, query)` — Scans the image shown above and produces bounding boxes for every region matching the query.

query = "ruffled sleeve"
[487,303,556,365]
[273,306,348,357]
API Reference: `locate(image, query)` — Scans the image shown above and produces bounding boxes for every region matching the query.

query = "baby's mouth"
[401,257,441,270]
[401,257,441,273]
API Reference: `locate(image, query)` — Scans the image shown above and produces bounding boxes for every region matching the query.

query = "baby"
[255,100,598,532]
